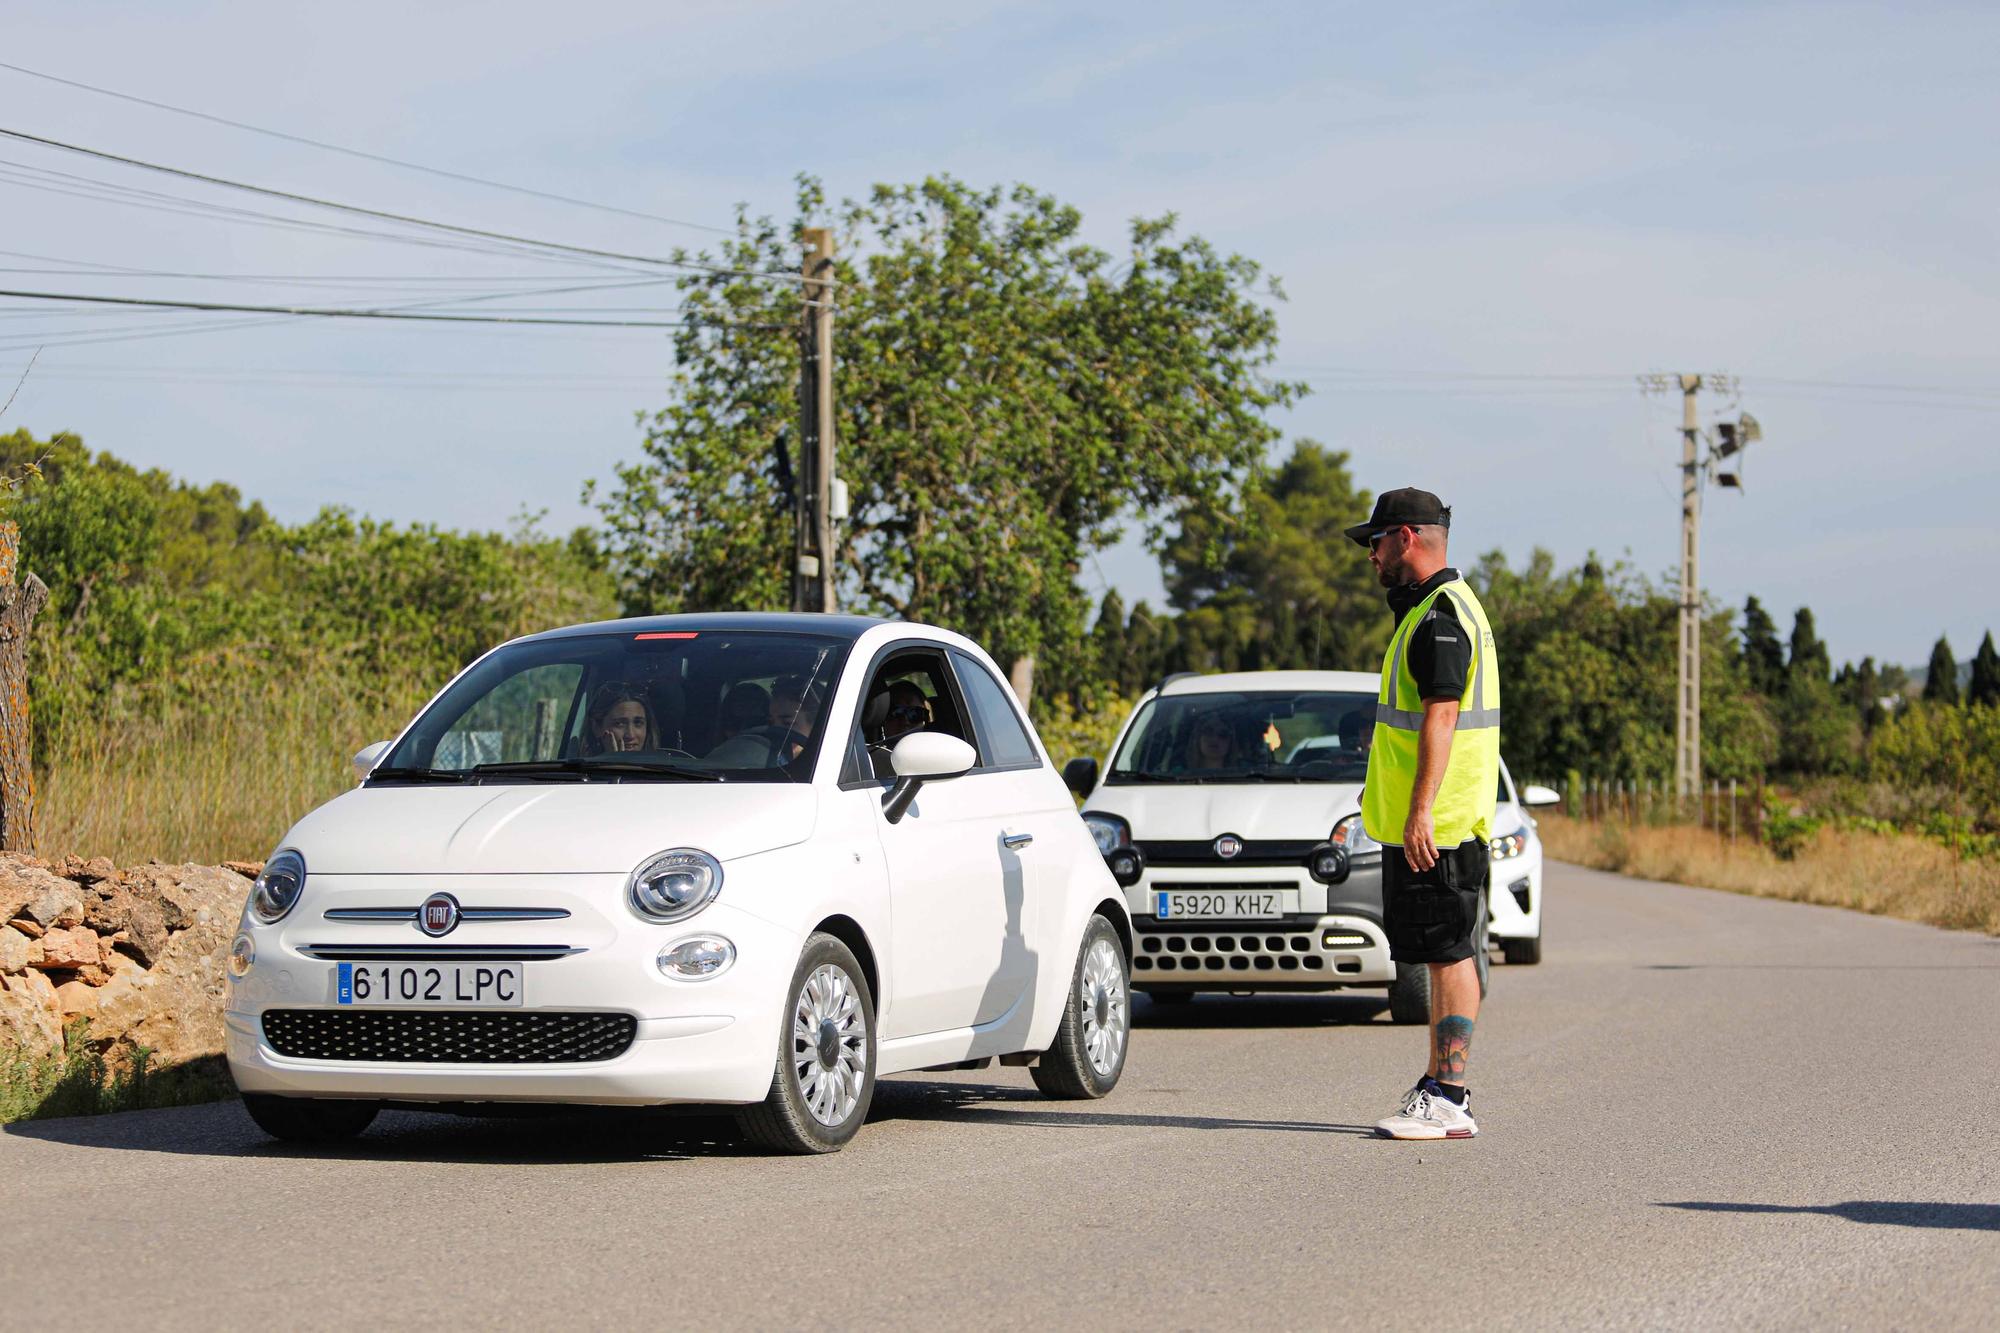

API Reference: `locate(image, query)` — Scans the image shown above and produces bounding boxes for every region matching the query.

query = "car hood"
[1086,781,1361,843]
[282,782,818,875]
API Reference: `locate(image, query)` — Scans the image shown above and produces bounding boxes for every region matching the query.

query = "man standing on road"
[1345,489,1501,1140]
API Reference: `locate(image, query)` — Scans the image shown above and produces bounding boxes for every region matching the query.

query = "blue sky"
[4,2,1996,669]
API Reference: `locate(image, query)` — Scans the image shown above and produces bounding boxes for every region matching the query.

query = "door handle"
[1001,831,1034,849]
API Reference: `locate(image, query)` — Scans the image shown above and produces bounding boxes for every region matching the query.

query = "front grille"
[1133,927,1379,978]
[262,1010,636,1064]
[1136,839,1322,866]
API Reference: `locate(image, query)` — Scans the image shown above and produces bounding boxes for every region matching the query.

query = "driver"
[882,681,931,741]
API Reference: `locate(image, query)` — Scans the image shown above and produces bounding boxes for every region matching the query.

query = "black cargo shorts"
[1382,837,1489,964]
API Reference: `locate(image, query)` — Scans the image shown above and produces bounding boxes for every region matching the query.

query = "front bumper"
[1486,852,1541,941]
[1121,859,1395,988]
[224,878,800,1107]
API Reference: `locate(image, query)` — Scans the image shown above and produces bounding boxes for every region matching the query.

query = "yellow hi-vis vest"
[1361,576,1501,848]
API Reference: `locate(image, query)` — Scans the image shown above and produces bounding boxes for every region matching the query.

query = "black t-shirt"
[1386,567,1475,702]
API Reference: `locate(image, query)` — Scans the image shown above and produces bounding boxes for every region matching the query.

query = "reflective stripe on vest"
[1375,587,1503,730]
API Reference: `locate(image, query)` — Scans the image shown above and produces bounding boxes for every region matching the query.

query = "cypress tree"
[1741,596,1785,696]
[1923,635,1960,705]
[1969,630,2000,707]
[1787,607,1830,686]
[1091,589,1126,690]
[1122,602,1156,696]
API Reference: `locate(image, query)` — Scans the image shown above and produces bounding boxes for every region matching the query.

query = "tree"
[1968,630,2000,708]
[1924,635,1960,705]
[1088,589,1126,694]
[589,176,1302,697]
[1741,596,1785,696]
[1467,550,1774,784]
[1160,441,1387,672]
[1787,607,1830,685]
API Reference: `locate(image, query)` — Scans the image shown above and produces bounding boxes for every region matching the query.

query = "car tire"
[1387,962,1430,1025]
[1031,916,1130,1099]
[240,1094,378,1143]
[738,932,877,1154]
[1502,935,1542,965]
[1475,894,1491,999]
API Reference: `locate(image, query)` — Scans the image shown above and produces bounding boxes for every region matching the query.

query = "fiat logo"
[418,892,461,937]
[1213,834,1243,860]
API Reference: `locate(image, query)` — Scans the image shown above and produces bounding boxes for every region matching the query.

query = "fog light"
[228,933,255,979]
[1322,931,1370,949]
[1107,846,1146,887]
[657,935,736,980]
[1307,842,1350,884]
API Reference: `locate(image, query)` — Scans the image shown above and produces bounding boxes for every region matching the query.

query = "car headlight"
[1490,829,1530,861]
[249,850,307,924]
[1081,812,1130,857]
[1329,814,1380,857]
[630,848,724,922]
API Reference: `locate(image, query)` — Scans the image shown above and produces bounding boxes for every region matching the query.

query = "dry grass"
[34,662,424,865]
[1538,813,2000,937]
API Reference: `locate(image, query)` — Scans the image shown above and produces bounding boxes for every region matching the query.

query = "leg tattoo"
[1434,1015,1474,1082]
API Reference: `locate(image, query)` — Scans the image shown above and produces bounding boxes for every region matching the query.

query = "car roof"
[520,611,894,644]
[1157,669,1380,697]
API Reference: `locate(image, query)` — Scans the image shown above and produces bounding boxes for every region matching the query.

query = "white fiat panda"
[1065,670,1553,1022]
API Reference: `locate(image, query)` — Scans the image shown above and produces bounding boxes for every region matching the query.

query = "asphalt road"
[4,861,1998,1330]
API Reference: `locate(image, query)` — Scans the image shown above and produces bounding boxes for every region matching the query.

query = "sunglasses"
[889,704,929,723]
[1368,524,1424,550]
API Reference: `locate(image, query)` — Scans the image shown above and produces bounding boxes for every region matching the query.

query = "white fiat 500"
[226,614,1133,1153]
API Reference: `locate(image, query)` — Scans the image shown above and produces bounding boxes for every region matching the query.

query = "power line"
[0,126,811,286]
[0,157,665,275]
[0,288,719,328]
[0,59,739,238]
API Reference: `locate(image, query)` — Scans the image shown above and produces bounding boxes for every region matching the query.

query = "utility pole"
[1637,372,1759,802]
[1676,374,1701,804]
[792,228,838,613]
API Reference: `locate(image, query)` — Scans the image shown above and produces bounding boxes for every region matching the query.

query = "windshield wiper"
[469,758,726,782]
[366,766,472,784]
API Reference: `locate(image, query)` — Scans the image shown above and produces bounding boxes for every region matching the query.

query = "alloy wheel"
[1078,936,1128,1078]
[791,962,868,1126]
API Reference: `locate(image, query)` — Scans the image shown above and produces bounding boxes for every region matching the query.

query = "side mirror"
[1062,756,1099,797]
[352,740,391,783]
[1521,783,1562,809]
[883,733,977,824]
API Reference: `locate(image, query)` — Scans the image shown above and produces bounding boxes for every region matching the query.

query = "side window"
[841,647,975,783]
[434,662,583,769]
[950,650,1040,770]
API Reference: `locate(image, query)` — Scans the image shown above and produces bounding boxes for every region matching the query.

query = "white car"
[226,614,1134,1154]
[1066,670,1555,1023]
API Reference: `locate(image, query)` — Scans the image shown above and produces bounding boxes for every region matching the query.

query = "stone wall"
[0,853,256,1071]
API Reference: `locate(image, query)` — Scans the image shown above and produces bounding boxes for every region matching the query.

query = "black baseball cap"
[1343,487,1452,547]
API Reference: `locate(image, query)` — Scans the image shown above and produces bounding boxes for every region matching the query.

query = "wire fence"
[1531,774,1761,844]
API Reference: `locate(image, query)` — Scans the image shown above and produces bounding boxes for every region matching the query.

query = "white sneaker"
[1374,1081,1477,1140]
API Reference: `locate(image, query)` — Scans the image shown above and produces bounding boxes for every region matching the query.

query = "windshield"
[1107,690,1377,784]
[378,630,849,783]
